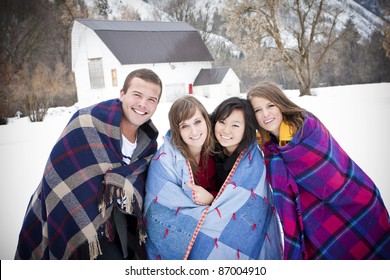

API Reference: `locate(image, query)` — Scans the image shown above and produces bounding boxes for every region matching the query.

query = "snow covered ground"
[0,82,389,260]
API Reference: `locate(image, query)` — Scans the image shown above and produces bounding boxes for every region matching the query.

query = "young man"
[15,68,162,259]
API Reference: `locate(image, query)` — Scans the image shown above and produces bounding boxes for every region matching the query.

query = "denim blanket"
[144,131,283,260]
[263,114,390,259]
[15,99,158,259]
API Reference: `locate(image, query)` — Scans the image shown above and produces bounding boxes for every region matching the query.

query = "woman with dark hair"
[210,97,259,188]
[247,82,390,260]
[206,97,282,259]
[144,96,283,260]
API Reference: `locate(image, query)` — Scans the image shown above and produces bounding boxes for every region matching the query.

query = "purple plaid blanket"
[263,114,390,259]
[15,99,158,259]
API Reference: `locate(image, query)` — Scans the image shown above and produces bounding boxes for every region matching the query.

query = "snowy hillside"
[341,0,385,38]
[83,0,385,32]
[85,0,385,39]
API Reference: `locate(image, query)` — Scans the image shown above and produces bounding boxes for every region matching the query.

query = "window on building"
[203,87,210,98]
[88,58,105,89]
[165,83,185,102]
[226,84,232,96]
[111,69,117,87]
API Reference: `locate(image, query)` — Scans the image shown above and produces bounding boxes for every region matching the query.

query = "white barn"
[71,19,240,106]
[193,67,241,102]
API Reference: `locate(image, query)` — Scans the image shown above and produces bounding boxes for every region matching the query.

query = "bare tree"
[149,0,196,23]
[119,6,142,20]
[91,0,112,19]
[223,0,347,96]
[165,0,196,22]
[0,0,47,122]
[61,0,89,26]
[191,2,214,42]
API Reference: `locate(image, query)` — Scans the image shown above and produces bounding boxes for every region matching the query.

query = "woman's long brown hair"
[168,96,215,176]
[247,82,309,145]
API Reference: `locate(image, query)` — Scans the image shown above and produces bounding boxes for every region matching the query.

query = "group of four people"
[15,68,389,260]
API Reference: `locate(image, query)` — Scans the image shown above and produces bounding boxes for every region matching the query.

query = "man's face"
[120,77,160,128]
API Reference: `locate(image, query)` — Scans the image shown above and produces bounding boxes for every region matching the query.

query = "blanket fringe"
[99,183,134,215]
[139,232,147,245]
[98,200,106,218]
[88,235,102,260]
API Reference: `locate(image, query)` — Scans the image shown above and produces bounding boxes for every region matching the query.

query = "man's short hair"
[122,68,162,101]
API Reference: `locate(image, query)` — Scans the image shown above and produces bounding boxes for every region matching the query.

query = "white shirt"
[118,134,137,206]
[121,134,137,165]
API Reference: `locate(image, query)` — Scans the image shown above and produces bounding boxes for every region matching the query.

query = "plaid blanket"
[263,114,390,259]
[15,99,158,259]
[144,131,283,260]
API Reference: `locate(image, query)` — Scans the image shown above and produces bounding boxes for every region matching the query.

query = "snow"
[1,82,389,260]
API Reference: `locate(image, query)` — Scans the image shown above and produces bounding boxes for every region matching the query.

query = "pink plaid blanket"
[263,114,389,259]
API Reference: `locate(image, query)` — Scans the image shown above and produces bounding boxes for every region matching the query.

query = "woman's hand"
[185,182,214,205]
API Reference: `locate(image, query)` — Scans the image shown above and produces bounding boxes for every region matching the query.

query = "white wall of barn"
[73,25,213,106]
[193,69,241,102]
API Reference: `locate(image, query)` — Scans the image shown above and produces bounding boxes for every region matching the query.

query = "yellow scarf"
[257,121,295,146]
[278,121,295,146]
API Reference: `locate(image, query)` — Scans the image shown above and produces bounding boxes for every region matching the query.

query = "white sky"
[1,82,389,260]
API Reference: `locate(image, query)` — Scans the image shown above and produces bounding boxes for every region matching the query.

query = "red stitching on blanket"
[263,196,268,206]
[152,152,166,160]
[266,233,271,243]
[216,207,222,218]
[214,238,219,249]
[183,150,248,260]
[252,223,257,231]
[251,188,257,199]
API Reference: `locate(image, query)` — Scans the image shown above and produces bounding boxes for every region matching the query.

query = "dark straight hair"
[210,97,258,155]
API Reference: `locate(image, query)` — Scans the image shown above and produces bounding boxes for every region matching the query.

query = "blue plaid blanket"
[15,99,158,259]
[144,131,283,260]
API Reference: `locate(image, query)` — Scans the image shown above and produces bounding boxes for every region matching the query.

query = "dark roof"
[76,19,213,64]
[193,67,230,86]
